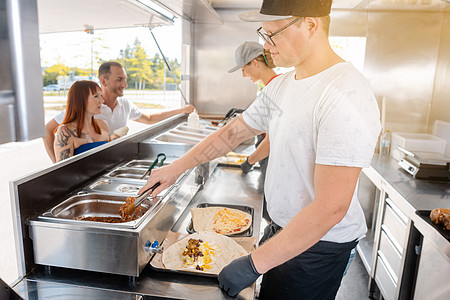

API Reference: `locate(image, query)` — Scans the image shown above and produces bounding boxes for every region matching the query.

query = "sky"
[39,18,182,69]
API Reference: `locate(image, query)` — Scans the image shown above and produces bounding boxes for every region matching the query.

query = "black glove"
[240,158,253,173]
[218,254,261,297]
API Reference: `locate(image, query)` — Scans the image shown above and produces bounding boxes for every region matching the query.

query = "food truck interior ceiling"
[2,0,450,145]
[38,0,450,133]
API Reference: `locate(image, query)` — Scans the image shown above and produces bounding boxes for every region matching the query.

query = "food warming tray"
[149,231,257,277]
[416,210,450,241]
[38,193,160,229]
[84,178,172,198]
[104,167,153,181]
[186,203,254,237]
[123,159,171,169]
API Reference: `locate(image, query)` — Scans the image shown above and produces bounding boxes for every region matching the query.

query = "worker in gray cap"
[140,0,381,298]
[229,41,279,222]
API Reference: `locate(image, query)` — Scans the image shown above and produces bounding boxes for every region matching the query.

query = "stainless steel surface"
[38,193,156,228]
[84,178,144,195]
[413,235,450,300]
[379,230,402,281]
[364,11,444,133]
[0,0,44,144]
[128,182,161,215]
[361,154,450,299]
[429,10,450,130]
[153,0,222,23]
[154,132,202,144]
[37,0,174,34]
[105,167,167,182]
[15,160,263,299]
[375,255,396,300]
[28,168,198,277]
[382,200,408,253]
[169,129,208,139]
[193,9,259,114]
[10,115,186,278]
[176,123,217,135]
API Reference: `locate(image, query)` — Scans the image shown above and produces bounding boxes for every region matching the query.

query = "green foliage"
[116,38,181,90]
[42,63,70,86]
[44,37,180,90]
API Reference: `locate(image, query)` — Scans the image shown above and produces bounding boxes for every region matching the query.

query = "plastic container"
[187,110,199,128]
[380,130,391,156]
[390,132,447,161]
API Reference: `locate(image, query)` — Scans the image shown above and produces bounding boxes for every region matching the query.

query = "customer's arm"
[135,105,195,124]
[251,164,362,274]
[43,119,59,163]
[54,125,75,162]
[140,115,261,196]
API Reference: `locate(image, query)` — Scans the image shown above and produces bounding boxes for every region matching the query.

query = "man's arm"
[251,164,362,273]
[42,119,59,163]
[135,105,195,124]
[140,115,261,196]
[247,135,270,165]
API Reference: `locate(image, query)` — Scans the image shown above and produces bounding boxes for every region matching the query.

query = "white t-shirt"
[243,62,381,243]
[54,98,142,134]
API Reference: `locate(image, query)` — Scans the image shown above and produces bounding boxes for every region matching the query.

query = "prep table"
[10,115,264,300]
[358,154,450,300]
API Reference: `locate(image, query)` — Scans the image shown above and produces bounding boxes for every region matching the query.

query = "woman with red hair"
[54,80,110,162]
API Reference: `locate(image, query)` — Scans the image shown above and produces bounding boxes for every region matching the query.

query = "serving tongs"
[140,153,166,179]
[211,108,245,127]
[122,182,161,216]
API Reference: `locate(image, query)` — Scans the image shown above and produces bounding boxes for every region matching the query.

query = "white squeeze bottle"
[187,109,199,128]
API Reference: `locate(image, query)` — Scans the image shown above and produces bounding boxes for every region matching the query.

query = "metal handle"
[397,146,415,157]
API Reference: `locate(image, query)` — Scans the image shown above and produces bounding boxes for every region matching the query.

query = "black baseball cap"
[238,0,332,22]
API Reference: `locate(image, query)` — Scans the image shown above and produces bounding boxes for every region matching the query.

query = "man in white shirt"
[139,0,381,298]
[43,61,194,163]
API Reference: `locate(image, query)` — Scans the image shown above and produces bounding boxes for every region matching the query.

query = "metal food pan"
[186,203,254,237]
[84,178,171,198]
[105,167,151,180]
[39,193,159,228]
[154,133,201,145]
[175,124,216,135]
[123,159,170,169]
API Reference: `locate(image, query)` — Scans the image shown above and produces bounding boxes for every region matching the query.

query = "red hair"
[59,80,102,137]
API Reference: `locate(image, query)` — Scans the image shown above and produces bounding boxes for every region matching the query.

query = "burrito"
[191,207,252,235]
[162,231,247,275]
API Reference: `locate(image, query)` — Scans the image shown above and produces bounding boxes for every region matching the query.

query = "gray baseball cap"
[228,42,264,73]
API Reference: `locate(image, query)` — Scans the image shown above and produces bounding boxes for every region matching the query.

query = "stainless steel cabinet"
[375,197,410,299]
[414,236,450,300]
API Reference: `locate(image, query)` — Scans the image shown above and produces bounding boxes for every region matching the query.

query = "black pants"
[258,222,358,300]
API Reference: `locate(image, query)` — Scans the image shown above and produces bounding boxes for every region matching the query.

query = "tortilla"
[191,207,252,235]
[162,231,247,275]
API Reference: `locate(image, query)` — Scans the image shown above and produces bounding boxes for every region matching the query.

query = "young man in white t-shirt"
[138,0,381,298]
[43,61,195,163]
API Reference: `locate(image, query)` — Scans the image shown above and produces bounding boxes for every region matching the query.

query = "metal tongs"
[140,153,166,179]
[123,182,161,216]
[211,108,245,127]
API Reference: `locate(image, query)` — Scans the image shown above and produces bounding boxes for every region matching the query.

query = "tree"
[42,63,70,86]
[116,37,181,90]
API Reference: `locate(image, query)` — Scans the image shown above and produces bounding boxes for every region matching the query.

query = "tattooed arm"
[54,125,76,162]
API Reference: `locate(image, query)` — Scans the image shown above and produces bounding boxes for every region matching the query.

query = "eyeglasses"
[257,18,303,46]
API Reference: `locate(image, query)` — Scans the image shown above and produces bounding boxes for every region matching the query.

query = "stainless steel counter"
[363,155,449,257]
[361,154,450,300]
[12,158,264,300]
